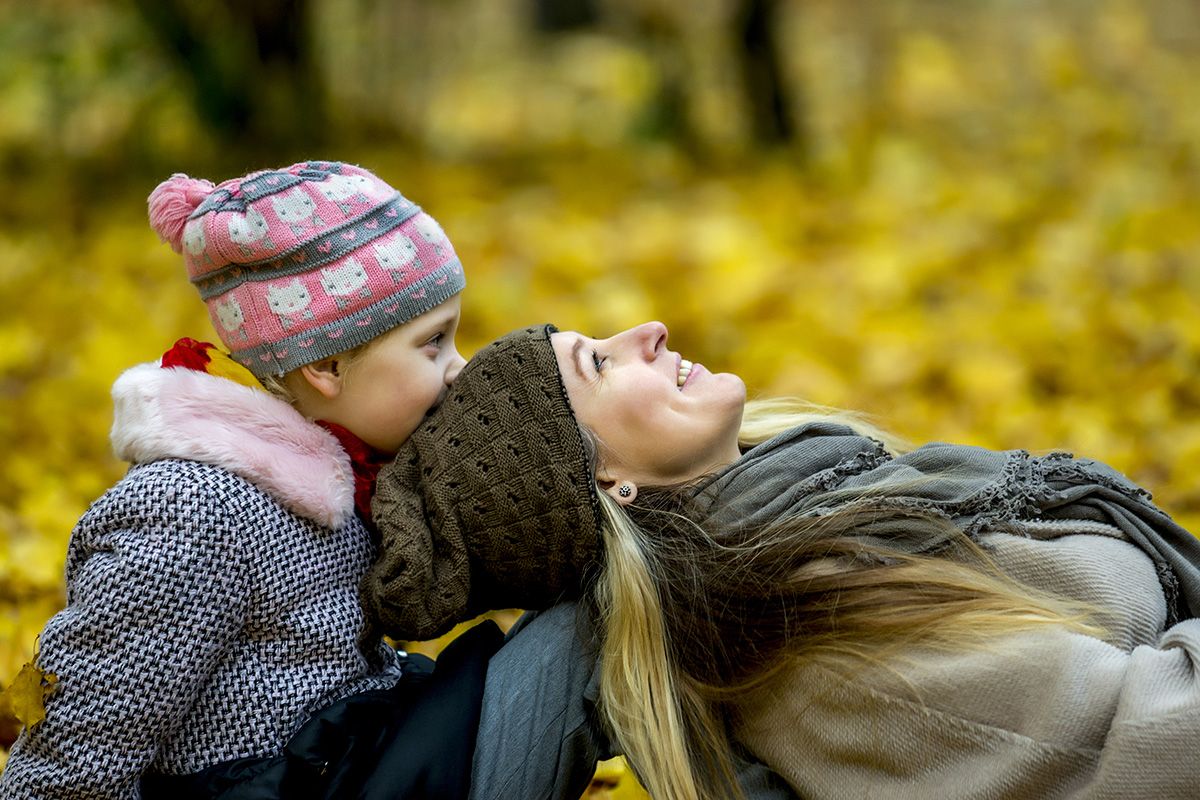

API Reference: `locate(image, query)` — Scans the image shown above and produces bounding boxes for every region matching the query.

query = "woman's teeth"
[677,359,693,387]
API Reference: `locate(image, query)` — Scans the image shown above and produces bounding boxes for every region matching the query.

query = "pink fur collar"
[110,363,355,528]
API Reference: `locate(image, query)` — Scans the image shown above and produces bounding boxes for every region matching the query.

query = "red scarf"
[315,420,390,528]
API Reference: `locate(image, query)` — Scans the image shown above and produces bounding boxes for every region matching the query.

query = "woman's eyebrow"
[570,337,587,382]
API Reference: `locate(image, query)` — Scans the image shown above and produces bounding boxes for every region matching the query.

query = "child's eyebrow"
[415,311,456,336]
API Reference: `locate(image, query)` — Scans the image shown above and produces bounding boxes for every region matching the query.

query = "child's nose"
[446,351,466,383]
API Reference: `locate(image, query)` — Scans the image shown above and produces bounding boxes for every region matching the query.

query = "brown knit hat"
[363,324,604,641]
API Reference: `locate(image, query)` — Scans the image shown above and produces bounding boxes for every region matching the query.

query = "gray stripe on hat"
[195,195,422,300]
[238,165,338,203]
[191,187,244,217]
[232,260,466,379]
[188,163,352,219]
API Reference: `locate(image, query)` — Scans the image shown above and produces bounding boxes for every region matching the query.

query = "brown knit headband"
[362,324,604,641]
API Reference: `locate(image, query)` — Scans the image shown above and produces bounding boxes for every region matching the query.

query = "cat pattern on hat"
[373,233,422,284]
[272,188,325,236]
[182,219,210,264]
[320,259,373,309]
[215,297,248,341]
[227,206,277,255]
[318,172,387,213]
[267,280,315,330]
[414,216,450,257]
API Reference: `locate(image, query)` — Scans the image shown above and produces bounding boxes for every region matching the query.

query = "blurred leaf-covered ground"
[1,1,1198,786]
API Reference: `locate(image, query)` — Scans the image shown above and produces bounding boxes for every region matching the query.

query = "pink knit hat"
[148,160,465,378]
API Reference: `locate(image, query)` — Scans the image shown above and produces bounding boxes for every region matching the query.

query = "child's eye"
[426,333,444,348]
[591,350,606,373]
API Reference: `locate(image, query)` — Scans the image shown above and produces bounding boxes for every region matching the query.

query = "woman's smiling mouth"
[677,358,692,388]
[677,358,706,389]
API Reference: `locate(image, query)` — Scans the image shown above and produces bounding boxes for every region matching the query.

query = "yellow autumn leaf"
[585,756,651,800]
[1,661,57,731]
[204,348,265,392]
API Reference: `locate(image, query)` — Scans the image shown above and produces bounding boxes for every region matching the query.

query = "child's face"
[337,294,465,453]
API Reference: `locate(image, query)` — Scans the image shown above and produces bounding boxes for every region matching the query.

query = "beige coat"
[734,528,1200,799]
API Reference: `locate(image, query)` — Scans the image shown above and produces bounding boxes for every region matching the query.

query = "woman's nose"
[638,321,667,359]
[632,321,668,360]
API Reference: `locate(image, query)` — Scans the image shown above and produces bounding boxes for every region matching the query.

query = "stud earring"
[618,484,632,498]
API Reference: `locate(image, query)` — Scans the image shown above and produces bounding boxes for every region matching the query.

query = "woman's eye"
[591,350,606,373]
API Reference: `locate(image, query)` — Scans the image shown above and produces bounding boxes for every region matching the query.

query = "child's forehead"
[419,292,463,318]
[383,292,464,334]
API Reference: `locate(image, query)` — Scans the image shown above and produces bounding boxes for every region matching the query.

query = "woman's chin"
[711,371,748,403]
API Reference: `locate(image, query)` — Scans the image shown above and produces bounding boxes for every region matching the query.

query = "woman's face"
[551,322,746,492]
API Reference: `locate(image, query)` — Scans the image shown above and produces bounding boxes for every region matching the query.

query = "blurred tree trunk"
[844,0,892,180]
[734,0,802,150]
[130,0,327,156]
[533,0,598,32]
[615,3,697,150]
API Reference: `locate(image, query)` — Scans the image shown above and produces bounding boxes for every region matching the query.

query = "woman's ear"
[601,479,638,506]
[298,357,343,400]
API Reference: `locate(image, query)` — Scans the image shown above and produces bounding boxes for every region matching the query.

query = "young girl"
[0,161,476,797]
[365,322,1200,800]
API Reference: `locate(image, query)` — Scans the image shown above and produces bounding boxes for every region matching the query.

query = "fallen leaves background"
[0,2,1197,790]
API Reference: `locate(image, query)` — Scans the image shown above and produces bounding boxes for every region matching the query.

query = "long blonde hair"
[592,399,1096,800]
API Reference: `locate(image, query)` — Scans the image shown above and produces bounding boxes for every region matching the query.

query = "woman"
[365,322,1200,800]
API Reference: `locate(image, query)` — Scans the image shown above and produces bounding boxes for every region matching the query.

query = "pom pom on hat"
[148,174,214,253]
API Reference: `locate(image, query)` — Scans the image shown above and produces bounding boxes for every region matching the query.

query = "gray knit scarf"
[690,422,1200,623]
